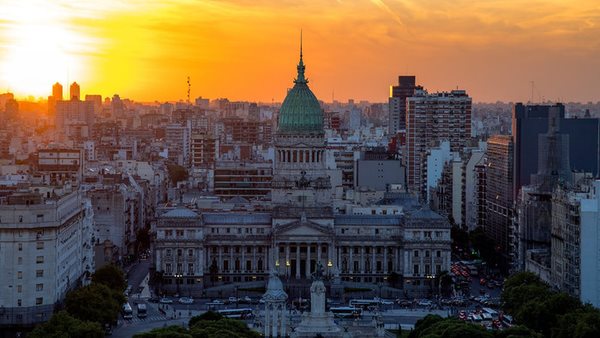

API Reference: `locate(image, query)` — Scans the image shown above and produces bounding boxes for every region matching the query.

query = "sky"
[0,0,599,103]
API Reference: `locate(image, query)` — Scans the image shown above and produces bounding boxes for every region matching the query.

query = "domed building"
[272,38,342,208]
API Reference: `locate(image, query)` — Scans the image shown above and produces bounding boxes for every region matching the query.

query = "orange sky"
[0,0,599,103]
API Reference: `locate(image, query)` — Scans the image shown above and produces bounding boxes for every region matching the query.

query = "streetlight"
[175,273,182,297]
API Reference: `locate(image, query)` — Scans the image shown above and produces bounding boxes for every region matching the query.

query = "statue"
[312,261,325,281]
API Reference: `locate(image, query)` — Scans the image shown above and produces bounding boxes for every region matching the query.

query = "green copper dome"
[278,41,324,135]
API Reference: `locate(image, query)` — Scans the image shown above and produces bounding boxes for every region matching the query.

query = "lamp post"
[175,273,182,297]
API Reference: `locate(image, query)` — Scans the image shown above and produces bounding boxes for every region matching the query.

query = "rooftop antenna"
[187,76,191,107]
[530,81,534,103]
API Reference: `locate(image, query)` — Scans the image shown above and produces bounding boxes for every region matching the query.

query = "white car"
[159,297,173,304]
[178,297,194,304]
[417,299,432,307]
[228,296,238,303]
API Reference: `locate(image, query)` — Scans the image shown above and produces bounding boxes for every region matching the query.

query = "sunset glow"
[0,0,599,102]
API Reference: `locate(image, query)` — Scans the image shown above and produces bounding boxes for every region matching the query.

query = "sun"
[0,1,87,98]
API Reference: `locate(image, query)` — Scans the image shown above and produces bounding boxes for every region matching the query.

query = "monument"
[292,262,344,338]
[263,270,288,337]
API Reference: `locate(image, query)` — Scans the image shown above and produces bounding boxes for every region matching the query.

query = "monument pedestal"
[291,276,343,338]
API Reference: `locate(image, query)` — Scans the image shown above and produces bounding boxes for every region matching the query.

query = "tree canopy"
[92,264,127,293]
[65,283,124,325]
[28,311,104,338]
[134,311,260,338]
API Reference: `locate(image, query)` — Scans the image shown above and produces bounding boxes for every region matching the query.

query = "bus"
[137,303,147,318]
[218,308,254,319]
[349,299,380,311]
[330,307,362,319]
[122,303,133,320]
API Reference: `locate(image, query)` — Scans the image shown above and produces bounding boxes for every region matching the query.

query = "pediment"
[274,221,333,237]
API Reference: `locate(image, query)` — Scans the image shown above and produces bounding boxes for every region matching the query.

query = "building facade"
[0,190,94,328]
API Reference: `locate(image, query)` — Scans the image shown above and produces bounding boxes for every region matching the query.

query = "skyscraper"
[405,89,472,201]
[52,82,63,101]
[485,135,513,265]
[388,76,419,134]
[70,82,80,100]
[512,103,600,198]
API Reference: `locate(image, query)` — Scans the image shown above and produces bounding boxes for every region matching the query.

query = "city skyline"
[1,0,599,103]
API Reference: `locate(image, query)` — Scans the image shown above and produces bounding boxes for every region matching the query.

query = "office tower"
[191,132,217,168]
[514,112,572,271]
[512,103,600,198]
[405,89,472,201]
[0,190,94,327]
[388,76,419,134]
[52,82,63,101]
[69,82,80,100]
[485,135,514,263]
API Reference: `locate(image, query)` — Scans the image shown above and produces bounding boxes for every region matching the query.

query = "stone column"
[218,246,223,271]
[264,304,270,337]
[349,246,354,273]
[241,245,246,273]
[197,247,204,275]
[360,246,365,273]
[383,246,388,273]
[295,244,301,279]
[281,303,287,337]
[372,246,376,274]
[317,243,322,266]
[306,243,311,277]
[272,306,278,337]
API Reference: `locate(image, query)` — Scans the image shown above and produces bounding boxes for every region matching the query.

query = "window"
[17,299,22,307]
[436,250,441,258]
[246,260,252,271]
[425,251,430,258]
[188,263,194,274]
[224,260,229,270]
[166,249,172,257]
[237,228,242,234]
[414,250,419,257]
[436,264,442,274]
[17,257,22,265]
[424,231,432,239]
[341,228,345,234]
[425,265,431,275]
[18,243,22,251]
[413,264,419,275]
[177,249,182,257]
[224,247,229,253]
[258,247,263,254]
[17,271,23,279]
[226,228,231,234]
[176,230,184,237]
[36,242,44,250]
[36,270,43,277]
[165,230,173,237]
[36,297,43,305]
[166,263,172,274]
[36,256,44,264]
[17,285,22,293]
[188,249,194,257]
[246,247,252,253]
[375,229,379,234]
[36,284,43,291]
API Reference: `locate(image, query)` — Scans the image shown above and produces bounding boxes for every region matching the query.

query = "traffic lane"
[126,259,151,291]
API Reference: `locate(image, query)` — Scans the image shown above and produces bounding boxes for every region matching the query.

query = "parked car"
[228,296,238,304]
[148,297,159,303]
[159,297,173,304]
[179,297,194,304]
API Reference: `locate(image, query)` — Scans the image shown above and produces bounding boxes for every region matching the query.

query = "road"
[125,258,151,293]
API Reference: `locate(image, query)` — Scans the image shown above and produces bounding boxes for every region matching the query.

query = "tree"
[189,311,224,327]
[388,271,400,288]
[65,283,123,325]
[409,315,493,338]
[136,226,152,252]
[29,311,104,338]
[515,292,582,336]
[167,163,188,186]
[501,272,550,314]
[133,326,192,338]
[92,264,127,293]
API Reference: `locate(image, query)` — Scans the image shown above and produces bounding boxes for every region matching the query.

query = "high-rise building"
[388,76,419,134]
[0,190,94,328]
[512,103,600,198]
[551,179,600,308]
[52,82,63,101]
[485,135,514,263]
[69,82,80,100]
[405,89,472,201]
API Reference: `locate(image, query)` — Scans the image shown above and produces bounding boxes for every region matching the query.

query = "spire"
[296,30,306,84]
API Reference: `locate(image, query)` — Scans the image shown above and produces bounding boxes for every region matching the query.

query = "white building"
[0,189,94,327]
